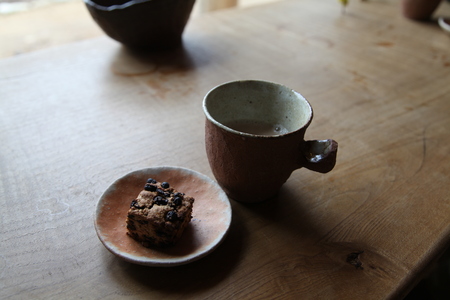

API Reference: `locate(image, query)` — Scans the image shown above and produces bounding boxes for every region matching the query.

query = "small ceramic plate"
[94,166,232,267]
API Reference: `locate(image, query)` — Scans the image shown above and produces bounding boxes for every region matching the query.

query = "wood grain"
[1,0,450,299]
[0,1,103,58]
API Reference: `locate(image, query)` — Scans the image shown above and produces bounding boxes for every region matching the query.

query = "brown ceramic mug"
[400,0,442,21]
[203,80,338,203]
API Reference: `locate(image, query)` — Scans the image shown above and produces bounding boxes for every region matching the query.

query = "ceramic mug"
[84,0,196,51]
[203,80,338,203]
[400,0,442,20]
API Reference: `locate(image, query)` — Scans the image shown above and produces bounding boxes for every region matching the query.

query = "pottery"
[400,0,442,21]
[203,80,338,203]
[94,166,232,266]
[84,0,196,51]
[438,17,450,35]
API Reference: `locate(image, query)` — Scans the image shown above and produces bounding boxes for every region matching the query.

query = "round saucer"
[94,166,232,266]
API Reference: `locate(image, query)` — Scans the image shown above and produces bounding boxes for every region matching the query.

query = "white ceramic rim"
[202,79,313,138]
[84,0,153,11]
[438,17,450,34]
[94,166,232,267]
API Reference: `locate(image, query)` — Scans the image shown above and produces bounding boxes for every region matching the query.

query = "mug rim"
[84,0,153,11]
[203,80,313,138]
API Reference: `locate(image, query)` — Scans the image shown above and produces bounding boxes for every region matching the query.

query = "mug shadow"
[234,181,401,275]
[236,183,325,243]
[103,200,246,296]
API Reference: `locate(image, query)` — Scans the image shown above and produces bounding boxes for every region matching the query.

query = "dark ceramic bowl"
[84,0,196,51]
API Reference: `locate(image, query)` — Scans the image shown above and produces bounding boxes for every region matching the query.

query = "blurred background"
[0,0,449,298]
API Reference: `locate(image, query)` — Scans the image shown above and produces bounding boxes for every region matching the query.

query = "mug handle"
[301,139,338,173]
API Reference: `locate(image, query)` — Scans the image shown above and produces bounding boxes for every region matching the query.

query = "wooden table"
[1,0,450,298]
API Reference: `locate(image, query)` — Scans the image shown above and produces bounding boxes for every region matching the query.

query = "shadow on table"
[404,247,450,300]
[236,184,326,242]
[235,183,450,300]
[109,43,209,77]
[103,200,246,297]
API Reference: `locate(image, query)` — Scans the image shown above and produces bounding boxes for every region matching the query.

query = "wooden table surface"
[1,0,450,299]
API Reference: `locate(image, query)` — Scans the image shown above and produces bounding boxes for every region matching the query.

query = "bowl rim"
[438,17,450,34]
[84,0,155,11]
